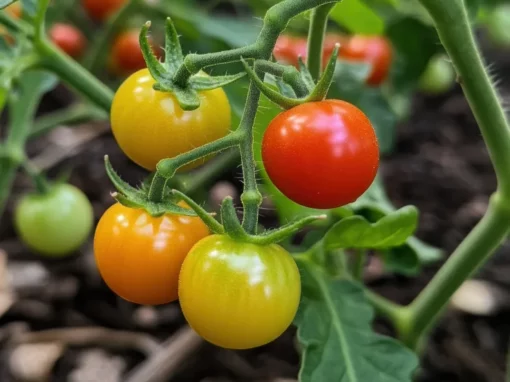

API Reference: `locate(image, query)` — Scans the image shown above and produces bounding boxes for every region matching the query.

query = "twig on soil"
[124,326,203,382]
[11,327,162,356]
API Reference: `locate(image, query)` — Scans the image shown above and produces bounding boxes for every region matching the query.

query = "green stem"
[365,289,405,325]
[351,250,366,281]
[253,60,309,97]
[83,0,140,72]
[399,0,510,350]
[30,103,107,139]
[307,3,334,81]
[21,159,50,194]
[37,40,114,112]
[147,173,167,203]
[177,149,240,194]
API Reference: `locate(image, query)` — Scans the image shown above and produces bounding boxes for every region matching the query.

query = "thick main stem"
[400,0,510,349]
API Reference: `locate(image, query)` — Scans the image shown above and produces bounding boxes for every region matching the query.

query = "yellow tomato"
[93,202,210,305]
[110,68,231,171]
[178,235,301,349]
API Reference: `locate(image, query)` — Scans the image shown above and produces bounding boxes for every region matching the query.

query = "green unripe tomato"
[14,184,94,257]
[418,54,456,94]
[486,4,510,47]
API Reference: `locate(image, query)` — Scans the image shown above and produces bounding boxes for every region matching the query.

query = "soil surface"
[1,33,510,382]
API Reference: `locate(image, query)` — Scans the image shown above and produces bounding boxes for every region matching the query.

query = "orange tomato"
[93,202,210,305]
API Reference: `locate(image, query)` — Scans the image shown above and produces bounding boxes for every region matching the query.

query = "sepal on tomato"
[104,155,196,217]
[139,18,245,111]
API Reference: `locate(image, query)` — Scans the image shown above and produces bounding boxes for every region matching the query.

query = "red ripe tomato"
[49,23,86,59]
[273,35,308,67]
[82,0,125,21]
[261,100,379,209]
[93,202,210,305]
[339,35,392,85]
[109,30,159,76]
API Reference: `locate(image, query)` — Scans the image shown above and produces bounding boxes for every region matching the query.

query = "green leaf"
[295,262,418,382]
[189,72,246,91]
[20,0,36,17]
[324,206,418,250]
[330,0,385,34]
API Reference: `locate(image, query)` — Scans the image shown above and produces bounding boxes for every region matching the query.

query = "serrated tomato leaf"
[324,205,418,250]
[295,262,418,382]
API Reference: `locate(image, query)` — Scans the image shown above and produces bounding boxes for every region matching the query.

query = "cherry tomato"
[339,35,392,85]
[418,54,456,94]
[262,100,379,209]
[82,0,125,21]
[273,33,347,68]
[486,4,510,47]
[110,68,232,171]
[14,184,94,257]
[109,29,159,76]
[5,2,22,18]
[49,23,86,59]
[94,202,210,305]
[178,234,301,349]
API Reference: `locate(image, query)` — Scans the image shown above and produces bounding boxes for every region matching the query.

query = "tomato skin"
[49,23,86,59]
[82,0,125,21]
[262,100,379,209]
[110,30,158,76]
[487,4,510,47]
[418,54,456,94]
[110,68,231,172]
[178,234,301,349]
[94,202,210,305]
[339,35,392,85]
[14,184,94,257]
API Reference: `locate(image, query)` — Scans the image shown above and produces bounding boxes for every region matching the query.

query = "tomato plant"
[49,23,86,59]
[262,100,379,209]
[110,68,232,171]
[82,0,126,21]
[14,184,94,257]
[178,234,301,349]
[94,201,210,305]
[2,0,510,381]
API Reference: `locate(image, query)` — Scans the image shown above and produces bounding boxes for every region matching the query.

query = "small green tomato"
[418,54,456,95]
[14,184,94,257]
[486,4,510,47]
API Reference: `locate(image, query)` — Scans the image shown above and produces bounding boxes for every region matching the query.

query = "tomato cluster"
[274,33,393,86]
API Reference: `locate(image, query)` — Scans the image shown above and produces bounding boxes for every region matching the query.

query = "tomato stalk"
[306,3,335,81]
[395,0,510,350]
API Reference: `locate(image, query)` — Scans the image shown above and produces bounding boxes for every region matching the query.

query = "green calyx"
[104,155,197,217]
[241,44,340,110]
[140,18,245,111]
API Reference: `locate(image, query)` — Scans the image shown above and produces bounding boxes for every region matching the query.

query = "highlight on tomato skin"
[49,23,87,59]
[178,234,301,350]
[261,99,379,210]
[93,202,210,306]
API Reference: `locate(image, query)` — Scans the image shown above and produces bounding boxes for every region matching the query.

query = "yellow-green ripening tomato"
[110,68,231,172]
[14,184,94,257]
[178,234,301,350]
